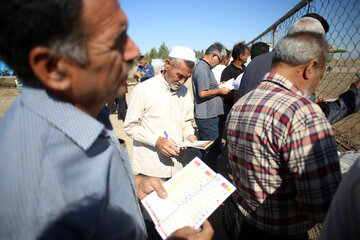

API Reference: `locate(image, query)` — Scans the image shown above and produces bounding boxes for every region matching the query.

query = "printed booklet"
[141,157,235,239]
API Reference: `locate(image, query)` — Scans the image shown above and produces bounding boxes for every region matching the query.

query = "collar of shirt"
[230,61,246,71]
[200,59,212,69]
[21,84,105,151]
[263,72,304,97]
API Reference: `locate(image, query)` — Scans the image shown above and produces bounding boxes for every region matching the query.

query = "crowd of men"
[0,0,360,240]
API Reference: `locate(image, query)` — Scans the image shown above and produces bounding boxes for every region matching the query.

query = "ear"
[164,59,171,71]
[303,59,319,80]
[29,47,71,91]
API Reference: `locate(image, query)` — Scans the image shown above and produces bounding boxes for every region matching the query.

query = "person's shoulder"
[289,95,326,122]
[0,96,46,147]
[223,63,233,71]
[193,62,209,75]
[248,51,274,67]
[137,75,158,86]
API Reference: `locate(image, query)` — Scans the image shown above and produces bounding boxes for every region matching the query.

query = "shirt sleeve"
[285,106,342,222]
[319,87,360,124]
[144,65,155,79]
[194,68,211,93]
[123,85,160,147]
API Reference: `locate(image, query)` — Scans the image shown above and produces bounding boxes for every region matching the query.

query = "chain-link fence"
[247,0,360,151]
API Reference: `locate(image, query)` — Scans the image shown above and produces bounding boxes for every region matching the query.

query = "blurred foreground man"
[0,0,213,239]
[226,32,341,240]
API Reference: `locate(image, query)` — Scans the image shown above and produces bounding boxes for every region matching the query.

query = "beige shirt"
[124,73,196,178]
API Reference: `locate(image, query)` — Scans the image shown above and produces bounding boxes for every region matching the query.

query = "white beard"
[170,82,181,91]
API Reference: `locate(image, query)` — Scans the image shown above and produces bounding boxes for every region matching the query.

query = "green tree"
[147,47,158,63]
[158,42,170,61]
[195,49,204,59]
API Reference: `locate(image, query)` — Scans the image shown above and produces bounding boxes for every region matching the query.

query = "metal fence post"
[273,26,278,47]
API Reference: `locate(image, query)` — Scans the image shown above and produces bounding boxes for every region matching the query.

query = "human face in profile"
[65,0,140,116]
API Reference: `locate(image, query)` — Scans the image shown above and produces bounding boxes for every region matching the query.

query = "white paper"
[219,78,235,90]
[177,140,213,150]
[324,98,337,102]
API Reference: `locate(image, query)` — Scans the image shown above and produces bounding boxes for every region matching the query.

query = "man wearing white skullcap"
[124,46,199,239]
[124,46,198,179]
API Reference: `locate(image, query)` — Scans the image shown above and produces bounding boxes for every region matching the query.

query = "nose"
[179,78,188,85]
[123,36,140,62]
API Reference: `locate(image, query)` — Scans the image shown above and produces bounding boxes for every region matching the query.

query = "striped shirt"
[0,85,146,239]
[226,73,341,236]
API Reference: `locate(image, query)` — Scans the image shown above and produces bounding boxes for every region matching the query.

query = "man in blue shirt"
[0,0,213,239]
[135,55,155,82]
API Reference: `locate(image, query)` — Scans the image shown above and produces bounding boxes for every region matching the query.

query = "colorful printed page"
[177,140,214,150]
[141,157,235,239]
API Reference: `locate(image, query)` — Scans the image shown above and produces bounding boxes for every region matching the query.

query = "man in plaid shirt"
[226,32,342,239]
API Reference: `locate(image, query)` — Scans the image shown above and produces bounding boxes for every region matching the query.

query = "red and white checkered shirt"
[226,72,342,236]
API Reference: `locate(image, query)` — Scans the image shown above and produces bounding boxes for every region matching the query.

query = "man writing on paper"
[124,46,198,179]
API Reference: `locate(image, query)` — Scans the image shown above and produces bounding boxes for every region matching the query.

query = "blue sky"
[118,0,301,54]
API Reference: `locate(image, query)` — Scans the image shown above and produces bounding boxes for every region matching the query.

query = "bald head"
[288,17,326,35]
[273,31,328,67]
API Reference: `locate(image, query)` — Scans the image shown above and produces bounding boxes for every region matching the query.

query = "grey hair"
[169,57,195,69]
[273,32,328,67]
[205,42,227,58]
[288,17,325,35]
[50,22,89,65]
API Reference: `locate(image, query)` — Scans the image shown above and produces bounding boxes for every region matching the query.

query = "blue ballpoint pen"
[164,131,170,140]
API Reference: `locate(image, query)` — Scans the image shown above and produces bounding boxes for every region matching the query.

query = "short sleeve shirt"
[192,59,224,118]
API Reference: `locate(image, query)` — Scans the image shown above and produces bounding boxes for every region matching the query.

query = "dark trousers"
[195,116,222,171]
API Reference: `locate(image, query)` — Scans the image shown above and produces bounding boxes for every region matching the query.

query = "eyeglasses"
[215,54,223,63]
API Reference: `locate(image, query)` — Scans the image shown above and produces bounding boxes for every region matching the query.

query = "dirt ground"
[0,87,19,118]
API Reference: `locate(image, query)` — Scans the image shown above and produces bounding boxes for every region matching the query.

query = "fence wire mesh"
[248,0,360,151]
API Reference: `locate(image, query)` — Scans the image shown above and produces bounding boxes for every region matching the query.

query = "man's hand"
[141,71,146,76]
[156,137,179,157]
[219,87,231,95]
[185,135,197,143]
[315,96,326,103]
[167,220,214,240]
[134,175,167,200]
[180,135,198,150]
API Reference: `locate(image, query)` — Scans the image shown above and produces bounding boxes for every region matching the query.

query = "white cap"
[168,46,196,62]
